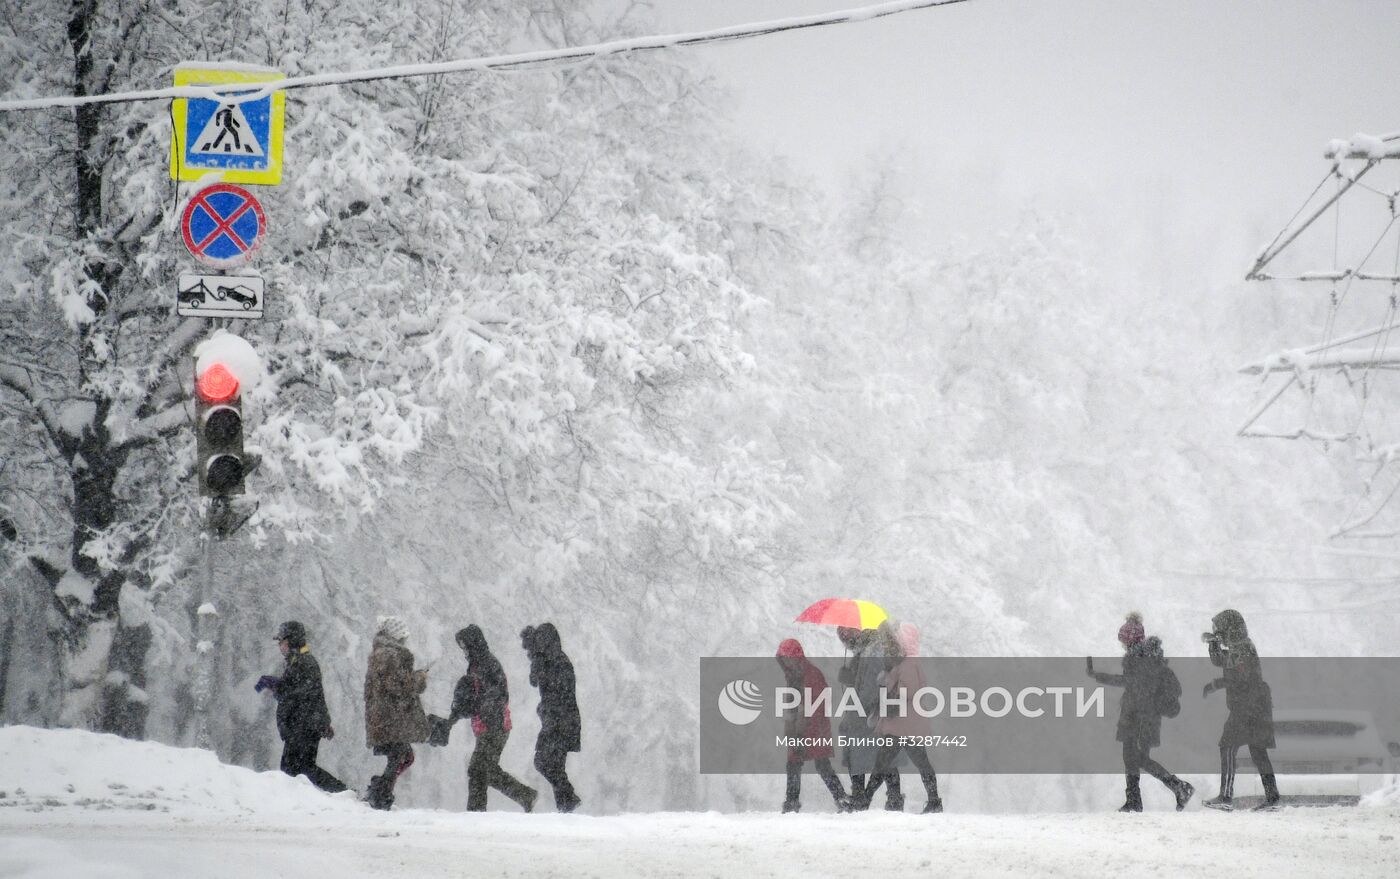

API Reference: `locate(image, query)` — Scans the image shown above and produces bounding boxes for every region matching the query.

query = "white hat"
[377,615,409,642]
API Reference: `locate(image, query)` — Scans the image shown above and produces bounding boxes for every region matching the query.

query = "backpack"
[1156,664,1182,718]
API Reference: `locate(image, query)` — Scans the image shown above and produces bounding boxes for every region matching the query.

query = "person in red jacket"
[776,639,851,813]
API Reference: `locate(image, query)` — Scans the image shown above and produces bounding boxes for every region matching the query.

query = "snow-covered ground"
[2,726,1399,879]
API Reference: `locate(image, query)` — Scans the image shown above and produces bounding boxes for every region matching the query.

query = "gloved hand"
[323,723,335,740]
[254,675,280,694]
[1085,656,1094,676]
[427,714,451,747]
[1202,681,1218,698]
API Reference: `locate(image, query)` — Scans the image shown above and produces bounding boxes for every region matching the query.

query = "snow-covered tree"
[0,0,790,741]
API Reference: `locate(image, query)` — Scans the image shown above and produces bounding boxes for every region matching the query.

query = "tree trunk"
[47,0,150,738]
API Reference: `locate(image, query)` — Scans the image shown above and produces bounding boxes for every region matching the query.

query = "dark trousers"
[280,736,347,793]
[468,728,537,811]
[784,758,847,806]
[534,742,579,810]
[1122,739,1180,805]
[368,743,415,808]
[849,770,902,806]
[864,744,938,806]
[1220,744,1278,800]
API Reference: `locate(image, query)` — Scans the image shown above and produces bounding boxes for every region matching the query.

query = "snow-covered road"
[2,726,1398,878]
[7,807,1400,879]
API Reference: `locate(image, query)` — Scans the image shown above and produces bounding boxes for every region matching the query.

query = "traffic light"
[194,361,244,496]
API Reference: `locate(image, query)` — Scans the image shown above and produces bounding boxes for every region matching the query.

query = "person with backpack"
[524,622,582,813]
[441,624,538,812]
[1087,612,1193,812]
[256,620,347,793]
[363,615,431,810]
[1201,608,1279,811]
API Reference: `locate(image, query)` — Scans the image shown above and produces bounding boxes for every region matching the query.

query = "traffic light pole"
[193,497,228,751]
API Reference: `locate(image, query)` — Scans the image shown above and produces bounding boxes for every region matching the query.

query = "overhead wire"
[0,0,972,112]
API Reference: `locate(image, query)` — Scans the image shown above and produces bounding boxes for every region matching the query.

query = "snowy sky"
[639,0,1400,279]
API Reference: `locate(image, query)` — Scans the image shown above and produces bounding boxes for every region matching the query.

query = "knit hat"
[377,615,409,642]
[896,621,922,658]
[275,620,307,649]
[1118,612,1145,647]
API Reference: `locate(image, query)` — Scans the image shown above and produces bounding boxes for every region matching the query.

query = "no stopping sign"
[181,183,268,268]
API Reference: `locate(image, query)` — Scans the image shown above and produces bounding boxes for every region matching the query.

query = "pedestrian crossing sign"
[170,65,285,186]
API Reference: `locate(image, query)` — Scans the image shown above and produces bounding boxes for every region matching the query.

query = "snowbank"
[0,725,357,817]
[1362,779,1400,809]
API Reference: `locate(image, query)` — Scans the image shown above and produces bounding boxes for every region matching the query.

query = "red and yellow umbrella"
[794,598,889,630]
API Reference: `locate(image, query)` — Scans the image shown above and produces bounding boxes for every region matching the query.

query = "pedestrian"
[775,638,851,813]
[858,621,942,813]
[255,620,347,793]
[525,622,582,812]
[1086,612,1193,812]
[441,624,538,812]
[835,626,901,810]
[363,615,430,810]
[1202,609,1279,811]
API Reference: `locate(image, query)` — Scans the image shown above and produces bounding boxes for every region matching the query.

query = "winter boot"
[884,793,905,812]
[1172,780,1195,812]
[781,799,801,814]
[1254,774,1281,811]
[921,798,944,814]
[558,795,582,814]
[1202,794,1233,812]
[521,788,538,814]
[1119,776,1143,812]
[365,775,394,811]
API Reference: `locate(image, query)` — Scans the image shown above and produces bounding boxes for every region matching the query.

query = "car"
[216,284,258,310]
[1235,709,1397,806]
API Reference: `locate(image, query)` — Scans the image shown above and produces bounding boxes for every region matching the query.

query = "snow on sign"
[170,65,285,186]
[176,273,265,319]
[181,184,268,268]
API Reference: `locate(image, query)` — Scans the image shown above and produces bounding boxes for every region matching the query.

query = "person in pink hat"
[857,620,942,813]
[1087,612,1193,812]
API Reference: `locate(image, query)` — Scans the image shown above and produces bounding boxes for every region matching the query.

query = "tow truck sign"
[176,274,264,319]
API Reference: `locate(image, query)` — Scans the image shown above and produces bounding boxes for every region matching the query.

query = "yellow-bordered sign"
[170,66,285,186]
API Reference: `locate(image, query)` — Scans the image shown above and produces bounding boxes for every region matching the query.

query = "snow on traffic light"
[195,361,245,497]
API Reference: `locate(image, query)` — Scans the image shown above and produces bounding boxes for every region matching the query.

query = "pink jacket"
[876,623,931,737]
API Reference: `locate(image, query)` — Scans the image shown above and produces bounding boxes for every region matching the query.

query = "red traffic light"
[196,362,240,404]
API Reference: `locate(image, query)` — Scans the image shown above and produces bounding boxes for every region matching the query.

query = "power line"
[0,0,971,113]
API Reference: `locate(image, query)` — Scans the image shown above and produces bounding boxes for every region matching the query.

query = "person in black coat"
[524,622,582,812]
[1087,613,1192,812]
[256,620,347,793]
[836,626,901,810]
[1202,608,1279,811]
[441,625,538,812]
